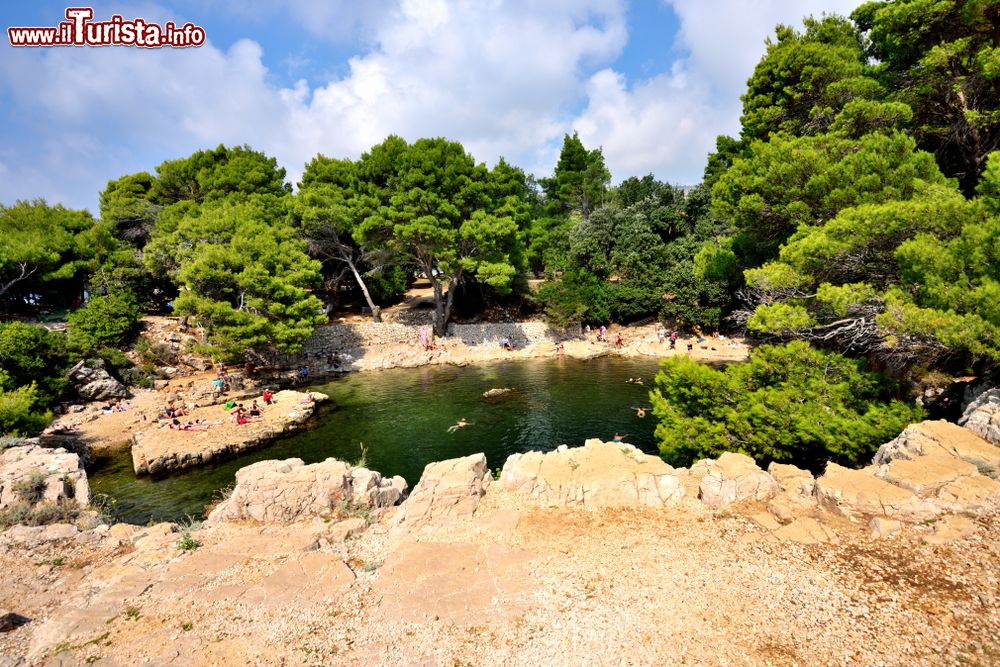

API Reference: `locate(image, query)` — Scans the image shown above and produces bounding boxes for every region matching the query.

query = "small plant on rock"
[176,531,201,551]
[14,469,48,504]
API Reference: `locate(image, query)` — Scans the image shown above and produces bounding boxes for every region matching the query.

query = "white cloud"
[0,0,628,211]
[573,0,862,184]
[0,0,867,210]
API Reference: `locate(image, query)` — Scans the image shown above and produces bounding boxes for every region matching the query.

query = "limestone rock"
[869,517,902,539]
[393,453,492,529]
[499,439,685,508]
[772,516,837,545]
[67,360,128,401]
[207,457,407,524]
[131,390,328,476]
[698,452,778,509]
[328,517,367,542]
[815,462,940,522]
[0,445,91,510]
[875,420,1000,471]
[925,514,977,545]
[876,450,1000,514]
[482,387,515,398]
[767,462,815,496]
[959,387,1000,447]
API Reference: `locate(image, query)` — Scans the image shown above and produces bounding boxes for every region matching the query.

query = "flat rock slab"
[877,420,1000,470]
[374,541,535,625]
[26,524,353,662]
[500,439,685,508]
[130,390,327,475]
[816,463,941,522]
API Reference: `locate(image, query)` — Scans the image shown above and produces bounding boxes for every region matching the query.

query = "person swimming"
[632,406,647,418]
[611,432,625,443]
[447,418,470,433]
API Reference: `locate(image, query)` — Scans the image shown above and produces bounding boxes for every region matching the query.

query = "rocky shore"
[130,390,327,476]
[0,390,998,665]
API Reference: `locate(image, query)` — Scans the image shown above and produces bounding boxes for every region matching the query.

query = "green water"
[88,357,665,524]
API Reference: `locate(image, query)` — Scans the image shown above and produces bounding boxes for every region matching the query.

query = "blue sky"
[0,0,859,213]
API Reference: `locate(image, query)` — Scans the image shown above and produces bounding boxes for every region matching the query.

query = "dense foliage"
[650,342,924,470]
[712,0,1000,375]
[2,0,998,449]
[0,322,69,436]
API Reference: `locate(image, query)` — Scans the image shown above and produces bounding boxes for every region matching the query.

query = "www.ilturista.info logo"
[8,7,206,48]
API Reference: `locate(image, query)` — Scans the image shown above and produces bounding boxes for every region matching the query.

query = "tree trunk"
[345,256,381,322]
[442,270,462,337]
[431,276,446,336]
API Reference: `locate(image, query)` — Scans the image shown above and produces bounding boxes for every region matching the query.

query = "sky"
[0,0,861,214]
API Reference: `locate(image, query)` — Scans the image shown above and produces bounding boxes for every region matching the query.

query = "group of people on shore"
[224,398,266,425]
[103,400,131,414]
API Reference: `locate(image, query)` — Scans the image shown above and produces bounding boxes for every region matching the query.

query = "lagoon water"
[88,357,664,524]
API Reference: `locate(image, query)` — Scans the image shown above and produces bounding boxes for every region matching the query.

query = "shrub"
[176,531,201,551]
[536,270,609,328]
[0,499,78,529]
[650,341,924,471]
[14,469,47,504]
[0,321,69,402]
[67,291,142,354]
[0,384,52,437]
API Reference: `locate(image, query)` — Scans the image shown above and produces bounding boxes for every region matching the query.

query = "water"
[88,357,665,524]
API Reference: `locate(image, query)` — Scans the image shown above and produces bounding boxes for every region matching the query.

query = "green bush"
[0,384,52,437]
[536,270,609,328]
[0,322,69,402]
[67,291,142,354]
[650,341,924,471]
[604,280,661,323]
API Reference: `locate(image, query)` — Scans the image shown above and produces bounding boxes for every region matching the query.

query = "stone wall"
[447,322,564,346]
[280,321,568,364]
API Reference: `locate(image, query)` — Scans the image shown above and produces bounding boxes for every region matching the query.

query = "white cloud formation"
[573,0,863,184]
[0,0,866,211]
[0,0,627,210]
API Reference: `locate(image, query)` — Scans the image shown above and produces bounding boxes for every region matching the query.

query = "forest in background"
[2,0,998,469]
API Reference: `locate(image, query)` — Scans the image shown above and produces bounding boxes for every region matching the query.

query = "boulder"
[67,360,128,402]
[393,453,492,529]
[815,462,940,522]
[207,457,407,524]
[0,445,91,510]
[959,387,1000,447]
[698,452,779,509]
[767,462,815,496]
[482,387,515,398]
[499,439,685,508]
